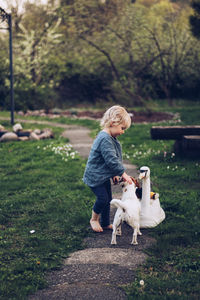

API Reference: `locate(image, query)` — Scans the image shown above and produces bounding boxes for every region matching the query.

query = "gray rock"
[13,123,23,132]
[38,129,54,139]
[29,132,40,140]
[0,132,18,142]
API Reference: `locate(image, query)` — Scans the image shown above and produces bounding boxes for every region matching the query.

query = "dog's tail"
[111,199,126,212]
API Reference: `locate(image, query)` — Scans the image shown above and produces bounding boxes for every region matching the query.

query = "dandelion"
[167,166,170,169]
[140,280,144,286]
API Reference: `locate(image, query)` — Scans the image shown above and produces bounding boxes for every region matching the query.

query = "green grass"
[120,126,200,299]
[0,124,94,299]
[0,101,200,299]
[117,106,200,299]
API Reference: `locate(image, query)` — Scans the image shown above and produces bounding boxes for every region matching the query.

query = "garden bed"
[18,109,175,123]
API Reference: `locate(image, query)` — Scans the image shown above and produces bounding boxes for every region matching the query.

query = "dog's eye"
[121,184,125,188]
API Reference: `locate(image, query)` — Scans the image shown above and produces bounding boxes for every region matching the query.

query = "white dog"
[111,180,142,245]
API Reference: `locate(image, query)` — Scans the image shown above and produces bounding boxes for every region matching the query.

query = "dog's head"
[121,177,140,194]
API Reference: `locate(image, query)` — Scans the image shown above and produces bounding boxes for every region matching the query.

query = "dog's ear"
[131,177,140,188]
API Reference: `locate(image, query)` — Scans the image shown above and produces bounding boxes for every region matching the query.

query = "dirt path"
[0,117,155,299]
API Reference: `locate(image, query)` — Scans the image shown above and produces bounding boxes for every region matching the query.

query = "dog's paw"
[111,240,117,245]
[131,241,138,245]
[138,231,142,236]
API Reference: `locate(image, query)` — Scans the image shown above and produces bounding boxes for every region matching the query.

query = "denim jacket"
[83,131,125,187]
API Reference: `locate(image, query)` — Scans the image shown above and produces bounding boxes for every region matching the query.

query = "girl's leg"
[90,210,103,232]
[90,180,112,230]
[100,180,112,228]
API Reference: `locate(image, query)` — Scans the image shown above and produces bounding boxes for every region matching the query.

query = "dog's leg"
[111,215,122,245]
[131,227,138,245]
[111,225,117,245]
[116,224,122,236]
[116,212,122,235]
[137,225,142,236]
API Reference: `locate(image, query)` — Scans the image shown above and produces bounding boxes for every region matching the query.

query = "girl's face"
[110,123,126,137]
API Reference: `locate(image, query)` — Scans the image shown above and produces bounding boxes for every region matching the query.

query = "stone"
[0,132,18,142]
[33,129,41,135]
[38,129,54,139]
[13,123,23,132]
[29,132,40,140]
[0,124,5,131]
[18,136,29,141]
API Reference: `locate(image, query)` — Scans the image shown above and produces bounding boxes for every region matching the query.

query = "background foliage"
[0,0,200,110]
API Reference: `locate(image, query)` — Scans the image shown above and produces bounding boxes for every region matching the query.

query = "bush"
[57,62,113,106]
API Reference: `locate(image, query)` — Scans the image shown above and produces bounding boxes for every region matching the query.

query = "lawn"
[0,122,94,299]
[119,124,200,299]
[0,101,200,299]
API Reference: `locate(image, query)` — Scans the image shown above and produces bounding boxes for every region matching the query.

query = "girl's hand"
[122,172,133,184]
[113,176,120,185]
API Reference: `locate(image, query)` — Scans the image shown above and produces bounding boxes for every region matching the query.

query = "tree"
[190,0,200,39]
[12,1,64,109]
[59,0,146,105]
[141,1,200,104]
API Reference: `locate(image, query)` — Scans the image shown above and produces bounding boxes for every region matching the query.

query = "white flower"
[140,280,144,286]
[167,166,170,169]
[30,230,35,234]
[42,142,78,161]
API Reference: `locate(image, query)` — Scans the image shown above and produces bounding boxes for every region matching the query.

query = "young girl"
[83,105,133,232]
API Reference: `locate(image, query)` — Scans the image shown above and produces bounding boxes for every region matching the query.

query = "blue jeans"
[90,180,112,227]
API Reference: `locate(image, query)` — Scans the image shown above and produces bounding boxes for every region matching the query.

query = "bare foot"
[103,224,113,230]
[90,219,103,232]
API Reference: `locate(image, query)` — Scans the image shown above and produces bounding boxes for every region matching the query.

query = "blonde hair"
[100,105,131,129]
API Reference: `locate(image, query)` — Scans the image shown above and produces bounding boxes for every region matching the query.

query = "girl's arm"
[100,138,132,184]
[121,172,133,184]
[100,138,125,175]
